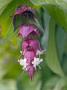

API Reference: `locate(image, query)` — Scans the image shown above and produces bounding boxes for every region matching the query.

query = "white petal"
[32,57,43,69]
[36,50,46,55]
[32,64,37,69]
[18,59,24,65]
[18,58,27,70]
[20,51,22,54]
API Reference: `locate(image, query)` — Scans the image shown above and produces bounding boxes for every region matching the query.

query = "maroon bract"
[22,39,41,52]
[24,50,36,63]
[14,5,34,16]
[29,39,41,51]
[26,65,35,80]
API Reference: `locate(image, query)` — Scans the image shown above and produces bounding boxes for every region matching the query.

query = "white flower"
[18,58,27,70]
[20,51,22,54]
[36,49,46,55]
[32,57,43,69]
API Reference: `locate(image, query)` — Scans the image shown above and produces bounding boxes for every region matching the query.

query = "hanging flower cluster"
[13,5,44,80]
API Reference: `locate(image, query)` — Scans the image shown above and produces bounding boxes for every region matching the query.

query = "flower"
[18,24,39,38]
[36,49,46,55]
[18,58,35,80]
[32,57,43,69]
[20,51,22,54]
[18,58,27,70]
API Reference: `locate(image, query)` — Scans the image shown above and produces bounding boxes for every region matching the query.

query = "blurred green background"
[0,0,67,90]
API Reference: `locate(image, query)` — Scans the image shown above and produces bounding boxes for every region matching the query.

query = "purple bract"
[14,5,34,16]
[18,24,39,38]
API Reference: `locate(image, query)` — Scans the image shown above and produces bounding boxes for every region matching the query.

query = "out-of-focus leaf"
[0,37,22,79]
[45,5,67,32]
[42,76,60,90]
[0,60,7,80]
[54,78,67,90]
[0,0,12,15]
[46,18,64,77]
[64,33,67,54]
[0,19,22,79]
[41,27,48,50]
[30,0,67,31]
[0,80,17,90]
[56,25,65,61]
[30,0,67,10]
[62,53,67,75]
[17,72,41,90]
[41,9,50,49]
[43,76,67,90]
[40,61,53,90]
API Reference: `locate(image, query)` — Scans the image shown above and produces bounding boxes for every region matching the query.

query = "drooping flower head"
[13,5,44,80]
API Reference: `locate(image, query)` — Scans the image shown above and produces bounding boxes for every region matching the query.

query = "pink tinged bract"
[26,65,35,80]
[22,40,29,50]
[24,50,36,63]
[22,39,41,52]
[14,5,34,15]
[18,24,39,38]
[29,39,41,51]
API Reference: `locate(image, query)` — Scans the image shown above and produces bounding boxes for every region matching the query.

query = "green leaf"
[40,61,53,90]
[56,25,65,61]
[46,18,64,77]
[54,78,67,90]
[17,72,41,90]
[30,0,67,31]
[42,76,60,90]
[0,0,12,15]
[0,80,17,90]
[30,0,67,9]
[42,76,67,90]
[45,5,67,32]
[62,53,67,75]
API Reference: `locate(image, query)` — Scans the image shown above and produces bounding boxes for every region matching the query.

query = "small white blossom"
[36,50,46,55]
[18,58,27,70]
[32,57,43,69]
[20,51,22,54]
